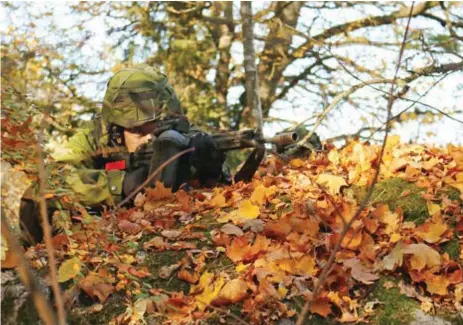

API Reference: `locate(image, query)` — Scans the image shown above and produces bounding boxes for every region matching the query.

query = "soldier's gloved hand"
[189,133,225,183]
[123,166,148,197]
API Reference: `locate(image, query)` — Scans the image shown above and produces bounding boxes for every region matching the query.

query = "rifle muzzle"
[267,132,299,147]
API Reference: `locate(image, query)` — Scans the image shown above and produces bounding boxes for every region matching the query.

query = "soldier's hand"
[189,132,225,182]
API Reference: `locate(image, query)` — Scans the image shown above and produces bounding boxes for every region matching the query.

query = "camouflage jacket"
[51,117,125,207]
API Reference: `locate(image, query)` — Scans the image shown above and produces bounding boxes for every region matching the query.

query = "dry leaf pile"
[27,137,463,324]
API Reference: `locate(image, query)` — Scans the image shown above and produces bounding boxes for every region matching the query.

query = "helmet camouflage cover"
[102,64,183,128]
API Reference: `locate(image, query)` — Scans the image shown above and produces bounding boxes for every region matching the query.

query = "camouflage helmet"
[102,64,183,128]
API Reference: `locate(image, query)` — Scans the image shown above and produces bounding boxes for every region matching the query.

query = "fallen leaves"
[403,243,441,271]
[79,273,115,303]
[34,139,463,324]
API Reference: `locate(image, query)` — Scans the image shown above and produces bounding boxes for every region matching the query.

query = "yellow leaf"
[277,285,288,299]
[403,244,441,271]
[390,233,402,243]
[211,193,227,208]
[238,200,260,219]
[235,263,249,273]
[290,158,304,168]
[251,184,266,205]
[426,201,441,216]
[58,257,81,283]
[191,272,226,311]
[213,278,248,305]
[316,174,347,196]
[385,135,400,149]
[415,220,448,244]
[381,210,400,235]
[295,255,318,276]
[444,172,463,193]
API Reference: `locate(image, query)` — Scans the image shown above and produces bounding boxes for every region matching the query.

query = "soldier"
[20,64,226,244]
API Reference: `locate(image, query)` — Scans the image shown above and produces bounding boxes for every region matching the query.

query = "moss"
[143,250,190,293]
[203,253,235,273]
[69,294,126,325]
[368,278,419,325]
[351,178,429,224]
[442,237,461,261]
[440,186,462,202]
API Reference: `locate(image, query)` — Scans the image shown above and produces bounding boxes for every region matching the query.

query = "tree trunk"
[240,1,263,135]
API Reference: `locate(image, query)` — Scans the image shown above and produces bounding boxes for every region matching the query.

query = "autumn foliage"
[23,138,463,324]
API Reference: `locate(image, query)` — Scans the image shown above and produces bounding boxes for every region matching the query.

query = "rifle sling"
[234,146,266,183]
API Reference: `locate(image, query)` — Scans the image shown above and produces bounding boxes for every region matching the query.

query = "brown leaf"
[79,274,114,303]
[344,258,379,284]
[118,219,142,235]
[143,237,168,251]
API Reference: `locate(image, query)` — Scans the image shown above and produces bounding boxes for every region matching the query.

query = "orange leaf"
[146,181,173,201]
[424,274,450,296]
[178,269,200,284]
[341,229,363,250]
[226,236,249,263]
[310,298,332,317]
[213,278,249,305]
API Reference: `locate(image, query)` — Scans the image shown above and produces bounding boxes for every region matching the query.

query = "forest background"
[1,2,463,325]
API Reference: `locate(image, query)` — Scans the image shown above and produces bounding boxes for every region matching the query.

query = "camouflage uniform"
[20,64,199,243]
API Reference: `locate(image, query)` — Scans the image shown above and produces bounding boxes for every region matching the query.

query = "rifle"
[105,117,302,183]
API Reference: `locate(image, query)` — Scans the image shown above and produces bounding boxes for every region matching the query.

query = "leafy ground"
[18,137,463,324]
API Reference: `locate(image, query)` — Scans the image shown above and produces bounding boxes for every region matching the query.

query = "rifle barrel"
[266,132,299,147]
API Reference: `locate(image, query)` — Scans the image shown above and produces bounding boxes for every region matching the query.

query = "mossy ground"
[367,277,419,325]
[351,178,428,223]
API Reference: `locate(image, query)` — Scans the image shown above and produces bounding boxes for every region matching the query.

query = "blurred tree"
[2,1,463,139]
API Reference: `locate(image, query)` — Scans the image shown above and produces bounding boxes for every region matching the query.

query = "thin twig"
[36,117,66,325]
[1,216,58,325]
[296,3,416,324]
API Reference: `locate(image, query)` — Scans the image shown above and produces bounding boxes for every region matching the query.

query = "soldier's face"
[124,121,157,152]
[124,130,153,153]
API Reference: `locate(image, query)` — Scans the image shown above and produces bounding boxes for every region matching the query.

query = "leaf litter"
[24,139,463,324]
